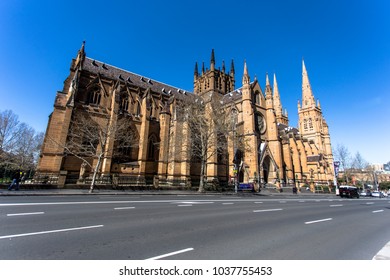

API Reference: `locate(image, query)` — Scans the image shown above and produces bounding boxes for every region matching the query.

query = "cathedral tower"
[193,49,235,96]
[298,60,326,151]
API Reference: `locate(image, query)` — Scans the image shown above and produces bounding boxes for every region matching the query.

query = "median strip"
[0,225,104,240]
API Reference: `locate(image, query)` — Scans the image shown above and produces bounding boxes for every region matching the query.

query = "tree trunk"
[89,155,103,193]
[198,160,206,192]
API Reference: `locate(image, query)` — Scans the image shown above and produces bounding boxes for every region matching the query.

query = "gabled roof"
[82,57,192,100]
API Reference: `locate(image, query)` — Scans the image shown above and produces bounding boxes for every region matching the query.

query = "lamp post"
[257,143,263,189]
[232,109,238,193]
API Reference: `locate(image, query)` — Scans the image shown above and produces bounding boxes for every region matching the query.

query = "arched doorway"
[238,169,244,183]
[262,156,271,184]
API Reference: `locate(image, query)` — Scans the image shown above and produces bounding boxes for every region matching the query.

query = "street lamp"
[257,143,263,189]
[232,109,238,193]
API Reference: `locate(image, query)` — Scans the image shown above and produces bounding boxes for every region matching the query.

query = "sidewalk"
[0,187,333,197]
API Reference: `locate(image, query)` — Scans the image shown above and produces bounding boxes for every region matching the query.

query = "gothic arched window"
[120,95,129,113]
[136,101,141,116]
[147,135,158,160]
[308,118,313,130]
[254,90,261,105]
[88,86,101,105]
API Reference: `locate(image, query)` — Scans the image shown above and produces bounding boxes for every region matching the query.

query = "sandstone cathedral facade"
[37,43,335,190]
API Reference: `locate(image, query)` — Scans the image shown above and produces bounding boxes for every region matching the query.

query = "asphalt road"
[0,194,389,260]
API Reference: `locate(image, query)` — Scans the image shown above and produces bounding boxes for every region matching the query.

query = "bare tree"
[351,151,368,171]
[333,144,351,183]
[13,123,43,171]
[0,110,21,162]
[0,110,44,176]
[56,110,138,193]
[177,95,233,192]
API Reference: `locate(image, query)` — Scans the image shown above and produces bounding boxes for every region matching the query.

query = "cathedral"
[37,42,335,191]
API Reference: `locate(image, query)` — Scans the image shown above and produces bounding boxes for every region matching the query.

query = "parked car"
[339,185,360,198]
[371,191,385,198]
[360,190,371,197]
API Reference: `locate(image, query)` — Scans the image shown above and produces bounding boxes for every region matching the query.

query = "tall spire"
[273,73,283,116]
[79,41,85,55]
[230,59,235,77]
[302,59,316,109]
[242,60,250,85]
[194,62,199,77]
[210,49,215,71]
[265,73,272,98]
[75,41,86,68]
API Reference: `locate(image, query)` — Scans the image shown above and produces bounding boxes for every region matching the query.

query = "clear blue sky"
[1,0,389,164]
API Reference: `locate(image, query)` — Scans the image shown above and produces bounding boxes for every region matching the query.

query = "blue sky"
[1,0,389,164]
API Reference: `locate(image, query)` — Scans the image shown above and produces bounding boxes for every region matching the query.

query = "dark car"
[339,185,360,198]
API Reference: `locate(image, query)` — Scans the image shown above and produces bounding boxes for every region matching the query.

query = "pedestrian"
[8,171,21,191]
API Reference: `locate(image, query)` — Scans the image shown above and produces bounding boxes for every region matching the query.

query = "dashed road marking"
[0,225,104,240]
[372,210,384,213]
[114,207,135,210]
[146,248,194,260]
[305,218,332,225]
[7,212,45,217]
[253,209,283,213]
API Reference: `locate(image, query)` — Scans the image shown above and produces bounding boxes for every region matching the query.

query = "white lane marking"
[329,204,343,207]
[146,248,194,260]
[7,212,45,217]
[366,202,374,205]
[373,241,390,260]
[305,218,332,225]
[114,207,135,210]
[0,225,104,240]
[222,203,234,205]
[171,201,214,205]
[372,210,384,213]
[254,202,263,204]
[253,209,283,213]
[279,201,287,203]
[178,205,192,207]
